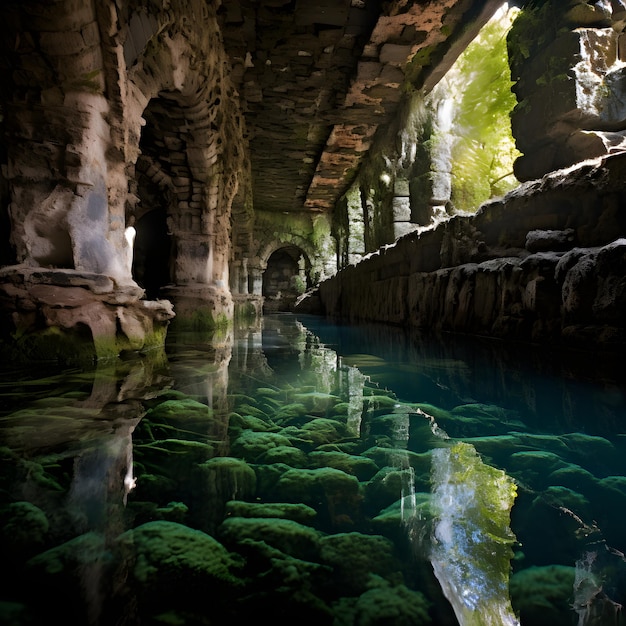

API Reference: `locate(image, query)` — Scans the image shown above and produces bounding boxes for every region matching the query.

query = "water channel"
[1,313,625,625]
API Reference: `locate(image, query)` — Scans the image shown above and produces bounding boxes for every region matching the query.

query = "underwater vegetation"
[0,320,625,625]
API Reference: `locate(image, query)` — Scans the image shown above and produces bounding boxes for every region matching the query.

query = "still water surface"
[1,313,625,626]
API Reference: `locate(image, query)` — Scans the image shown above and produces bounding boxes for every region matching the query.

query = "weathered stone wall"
[296,153,626,350]
[0,0,247,361]
[508,0,626,181]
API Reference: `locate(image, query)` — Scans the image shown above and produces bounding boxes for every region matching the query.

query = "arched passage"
[262,245,309,313]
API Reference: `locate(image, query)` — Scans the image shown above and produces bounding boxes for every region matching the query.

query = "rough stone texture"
[0,0,246,357]
[3,0,626,359]
[296,153,626,351]
[221,0,504,213]
[508,1,626,181]
[0,266,174,363]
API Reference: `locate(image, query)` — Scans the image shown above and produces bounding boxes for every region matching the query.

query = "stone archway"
[262,245,309,313]
[121,13,247,326]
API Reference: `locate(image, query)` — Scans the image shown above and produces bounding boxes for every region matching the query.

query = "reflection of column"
[64,407,142,625]
[167,329,233,456]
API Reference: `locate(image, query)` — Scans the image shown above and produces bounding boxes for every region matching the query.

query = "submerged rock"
[117,520,243,586]
[230,430,294,462]
[319,533,402,593]
[510,565,576,626]
[218,516,321,560]
[224,501,318,524]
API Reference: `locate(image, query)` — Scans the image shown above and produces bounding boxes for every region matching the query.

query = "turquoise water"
[1,313,625,625]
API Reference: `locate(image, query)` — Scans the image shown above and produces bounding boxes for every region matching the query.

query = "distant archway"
[262,245,308,313]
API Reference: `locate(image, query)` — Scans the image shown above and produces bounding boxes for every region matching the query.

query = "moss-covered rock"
[228,537,334,624]
[0,501,49,561]
[273,402,309,424]
[308,450,379,481]
[218,516,321,560]
[25,531,111,622]
[363,466,416,512]
[319,533,402,593]
[117,520,243,587]
[510,565,576,626]
[292,391,341,415]
[273,467,361,507]
[281,417,351,447]
[508,450,569,488]
[256,444,308,467]
[224,500,317,524]
[230,430,294,462]
[228,411,278,434]
[196,456,257,500]
[144,398,216,437]
[370,493,432,540]
[353,578,432,626]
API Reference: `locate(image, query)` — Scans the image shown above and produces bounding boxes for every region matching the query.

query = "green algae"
[118,520,243,586]
[218,516,322,560]
[224,500,317,524]
[510,565,576,626]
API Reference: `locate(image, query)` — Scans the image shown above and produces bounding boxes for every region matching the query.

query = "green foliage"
[444,7,522,212]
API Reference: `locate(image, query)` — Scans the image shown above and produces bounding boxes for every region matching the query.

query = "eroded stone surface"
[0,266,174,363]
[298,153,626,350]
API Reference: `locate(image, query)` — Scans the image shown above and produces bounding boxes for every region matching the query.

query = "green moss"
[319,533,401,592]
[308,450,379,481]
[510,565,576,626]
[352,578,432,626]
[218,516,322,560]
[230,430,294,462]
[171,308,230,332]
[117,520,244,586]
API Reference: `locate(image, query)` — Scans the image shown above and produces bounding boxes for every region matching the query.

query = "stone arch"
[118,6,246,317]
[257,234,318,279]
[261,244,311,313]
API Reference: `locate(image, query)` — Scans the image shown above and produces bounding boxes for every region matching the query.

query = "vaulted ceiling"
[219,0,507,214]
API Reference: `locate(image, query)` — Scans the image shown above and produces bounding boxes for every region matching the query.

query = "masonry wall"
[297,153,626,351]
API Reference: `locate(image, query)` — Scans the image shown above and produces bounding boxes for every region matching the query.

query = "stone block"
[393,222,418,240]
[394,178,409,197]
[379,44,412,65]
[392,197,411,221]
[357,61,381,81]
[39,31,85,56]
[295,0,348,27]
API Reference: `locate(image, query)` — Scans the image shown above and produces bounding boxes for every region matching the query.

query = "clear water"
[1,313,625,626]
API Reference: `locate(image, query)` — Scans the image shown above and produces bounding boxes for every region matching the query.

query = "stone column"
[249,265,265,296]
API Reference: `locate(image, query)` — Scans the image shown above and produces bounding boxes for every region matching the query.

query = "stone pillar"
[240,258,249,295]
[0,2,176,363]
[392,177,417,239]
[249,265,264,296]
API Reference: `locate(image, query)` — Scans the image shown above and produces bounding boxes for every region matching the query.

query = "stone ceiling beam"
[220,0,507,215]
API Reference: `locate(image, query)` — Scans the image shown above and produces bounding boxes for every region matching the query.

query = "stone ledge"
[0,265,175,364]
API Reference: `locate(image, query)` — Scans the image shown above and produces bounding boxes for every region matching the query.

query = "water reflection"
[0,314,625,625]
